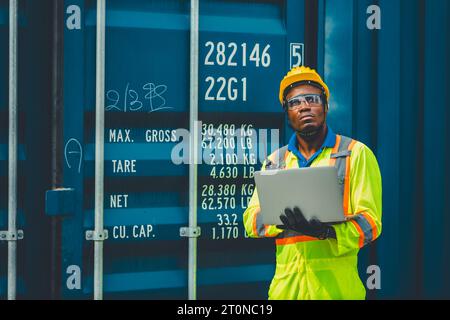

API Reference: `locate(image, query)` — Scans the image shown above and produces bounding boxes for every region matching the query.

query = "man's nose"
[296,103,311,112]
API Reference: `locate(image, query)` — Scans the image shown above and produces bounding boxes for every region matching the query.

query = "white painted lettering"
[110,194,129,208]
[112,160,137,173]
[109,129,132,143]
[66,265,81,290]
[112,226,127,239]
[243,166,254,178]
[145,129,178,143]
[367,265,381,289]
[241,184,254,196]
[367,5,381,30]
[66,5,81,30]
[132,224,154,238]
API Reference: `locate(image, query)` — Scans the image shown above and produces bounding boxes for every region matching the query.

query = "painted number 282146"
[203,41,271,102]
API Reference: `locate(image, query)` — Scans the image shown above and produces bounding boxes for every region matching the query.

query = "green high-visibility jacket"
[243,131,382,300]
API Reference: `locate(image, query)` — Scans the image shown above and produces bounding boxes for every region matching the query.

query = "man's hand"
[277,207,336,239]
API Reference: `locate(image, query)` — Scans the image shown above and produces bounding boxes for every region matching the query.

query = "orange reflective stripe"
[348,139,357,151]
[276,235,317,246]
[343,140,357,215]
[329,135,341,166]
[284,150,289,161]
[252,211,258,236]
[332,135,341,153]
[264,225,270,237]
[362,212,378,240]
[350,219,365,248]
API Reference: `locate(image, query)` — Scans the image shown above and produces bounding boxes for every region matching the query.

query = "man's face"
[285,84,327,135]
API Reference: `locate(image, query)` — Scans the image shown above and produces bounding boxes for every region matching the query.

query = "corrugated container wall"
[318,0,450,299]
[1,0,449,299]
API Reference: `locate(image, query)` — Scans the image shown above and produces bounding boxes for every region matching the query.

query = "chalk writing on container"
[64,138,83,173]
[105,82,173,113]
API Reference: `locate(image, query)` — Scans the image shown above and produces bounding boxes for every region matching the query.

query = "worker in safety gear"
[243,66,382,300]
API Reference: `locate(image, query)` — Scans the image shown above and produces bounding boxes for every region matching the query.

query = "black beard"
[297,121,325,138]
[299,129,319,137]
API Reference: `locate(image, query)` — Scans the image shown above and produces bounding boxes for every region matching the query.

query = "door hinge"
[0,230,24,241]
[85,229,108,241]
[180,226,201,238]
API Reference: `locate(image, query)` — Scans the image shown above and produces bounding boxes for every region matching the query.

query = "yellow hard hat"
[279,66,330,105]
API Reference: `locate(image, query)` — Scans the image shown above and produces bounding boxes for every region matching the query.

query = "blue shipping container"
[0,0,449,300]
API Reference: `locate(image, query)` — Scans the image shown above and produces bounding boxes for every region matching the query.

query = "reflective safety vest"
[243,135,382,300]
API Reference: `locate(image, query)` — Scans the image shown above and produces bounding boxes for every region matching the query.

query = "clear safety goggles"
[286,94,323,110]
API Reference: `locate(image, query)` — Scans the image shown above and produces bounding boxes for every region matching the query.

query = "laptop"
[254,166,345,225]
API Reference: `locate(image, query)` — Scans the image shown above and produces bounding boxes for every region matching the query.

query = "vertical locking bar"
[7,0,18,301]
[94,0,106,301]
[188,0,199,301]
[3,1,23,299]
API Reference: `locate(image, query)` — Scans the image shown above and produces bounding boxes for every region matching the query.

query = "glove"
[277,207,335,240]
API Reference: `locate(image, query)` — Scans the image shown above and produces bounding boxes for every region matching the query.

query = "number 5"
[290,43,304,68]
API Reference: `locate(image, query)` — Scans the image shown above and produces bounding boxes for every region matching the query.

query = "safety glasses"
[286,94,323,110]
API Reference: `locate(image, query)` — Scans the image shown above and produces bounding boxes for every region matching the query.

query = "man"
[243,66,382,300]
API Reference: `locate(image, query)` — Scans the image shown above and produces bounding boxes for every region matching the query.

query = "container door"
[61,0,305,299]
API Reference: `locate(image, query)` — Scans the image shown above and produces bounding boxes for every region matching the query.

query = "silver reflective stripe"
[331,136,353,196]
[276,145,289,169]
[353,214,373,246]
[338,136,353,152]
[330,150,351,158]
[278,229,303,239]
[255,212,266,237]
